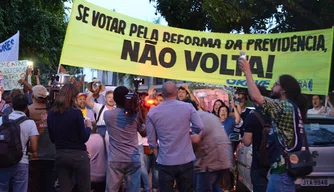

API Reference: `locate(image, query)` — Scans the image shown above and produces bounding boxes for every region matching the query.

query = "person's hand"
[231,97,236,107]
[325,96,330,103]
[182,83,189,90]
[238,58,251,74]
[35,68,40,77]
[85,119,93,129]
[0,86,4,93]
[148,85,156,96]
[319,107,327,114]
[18,79,24,85]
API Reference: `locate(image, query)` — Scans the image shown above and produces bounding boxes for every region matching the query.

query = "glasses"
[274,82,281,87]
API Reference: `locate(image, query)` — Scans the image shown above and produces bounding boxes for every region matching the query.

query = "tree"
[0,0,75,85]
[149,0,334,33]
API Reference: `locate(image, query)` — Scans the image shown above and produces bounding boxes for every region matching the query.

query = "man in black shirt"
[243,85,271,192]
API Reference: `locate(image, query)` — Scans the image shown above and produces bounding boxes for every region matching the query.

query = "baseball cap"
[77,93,87,98]
[32,85,49,99]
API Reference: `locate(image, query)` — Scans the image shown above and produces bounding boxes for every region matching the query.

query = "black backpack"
[252,111,271,167]
[0,114,29,168]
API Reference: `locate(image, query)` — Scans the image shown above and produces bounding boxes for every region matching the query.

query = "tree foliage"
[0,0,75,80]
[150,0,334,33]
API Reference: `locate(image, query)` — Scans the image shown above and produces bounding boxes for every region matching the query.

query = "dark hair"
[279,75,307,120]
[183,98,198,111]
[212,99,226,115]
[113,86,129,108]
[12,94,28,112]
[218,105,230,117]
[178,86,189,94]
[10,89,23,99]
[52,84,79,114]
[312,95,322,100]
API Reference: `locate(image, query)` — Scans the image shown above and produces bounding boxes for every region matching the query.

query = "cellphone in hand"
[239,52,246,59]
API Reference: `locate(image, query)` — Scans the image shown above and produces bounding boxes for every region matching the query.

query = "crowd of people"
[0,59,333,192]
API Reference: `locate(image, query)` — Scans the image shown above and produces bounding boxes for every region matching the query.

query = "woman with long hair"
[47,84,92,192]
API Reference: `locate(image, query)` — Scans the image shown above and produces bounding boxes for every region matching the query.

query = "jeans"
[0,163,29,192]
[143,152,159,189]
[28,160,56,192]
[139,145,150,192]
[106,161,141,192]
[266,171,295,192]
[158,161,194,192]
[196,170,224,192]
[55,149,91,192]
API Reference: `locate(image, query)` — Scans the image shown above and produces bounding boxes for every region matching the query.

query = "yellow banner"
[60,0,334,95]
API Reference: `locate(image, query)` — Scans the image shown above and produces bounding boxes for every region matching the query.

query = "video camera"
[124,78,145,115]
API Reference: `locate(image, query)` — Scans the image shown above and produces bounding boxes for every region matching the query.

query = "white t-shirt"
[0,111,39,164]
[307,106,331,115]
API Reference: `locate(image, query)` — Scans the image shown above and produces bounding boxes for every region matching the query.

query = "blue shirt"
[146,99,204,166]
[222,117,236,136]
[104,108,144,163]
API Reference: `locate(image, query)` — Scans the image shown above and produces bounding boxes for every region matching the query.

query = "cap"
[32,85,48,99]
[77,93,87,98]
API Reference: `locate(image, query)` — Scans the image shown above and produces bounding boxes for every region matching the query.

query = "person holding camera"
[104,86,146,192]
[87,79,106,105]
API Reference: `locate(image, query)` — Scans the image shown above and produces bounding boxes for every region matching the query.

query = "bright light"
[146,99,155,105]
[27,61,34,67]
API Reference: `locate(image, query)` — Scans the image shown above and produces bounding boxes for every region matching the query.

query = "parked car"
[230,114,334,192]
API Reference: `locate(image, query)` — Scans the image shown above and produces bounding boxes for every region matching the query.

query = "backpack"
[252,111,271,167]
[0,114,29,168]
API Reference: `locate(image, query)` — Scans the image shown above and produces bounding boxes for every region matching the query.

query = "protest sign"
[0,60,27,90]
[0,31,19,62]
[60,0,334,95]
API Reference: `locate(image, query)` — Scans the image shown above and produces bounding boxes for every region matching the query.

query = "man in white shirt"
[307,95,331,115]
[0,94,39,192]
[86,90,115,137]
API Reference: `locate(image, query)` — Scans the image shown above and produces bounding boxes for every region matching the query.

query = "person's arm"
[191,133,201,144]
[47,111,55,143]
[71,76,82,91]
[35,68,41,85]
[77,110,91,143]
[146,114,158,150]
[183,83,199,105]
[238,58,264,105]
[189,105,204,134]
[231,98,241,125]
[28,121,39,157]
[242,114,255,147]
[18,79,33,93]
[239,58,283,120]
[86,92,96,109]
[326,96,334,116]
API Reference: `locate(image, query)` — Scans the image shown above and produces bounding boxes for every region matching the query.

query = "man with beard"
[77,93,94,120]
[239,58,307,192]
